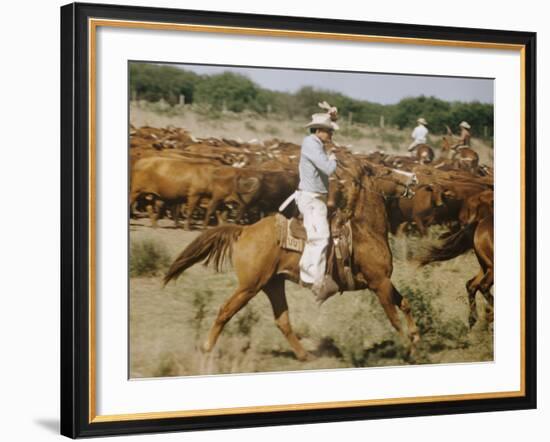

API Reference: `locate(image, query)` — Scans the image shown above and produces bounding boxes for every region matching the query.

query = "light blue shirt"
[298,134,337,194]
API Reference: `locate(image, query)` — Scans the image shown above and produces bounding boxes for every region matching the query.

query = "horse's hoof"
[297,351,315,362]
[404,344,418,364]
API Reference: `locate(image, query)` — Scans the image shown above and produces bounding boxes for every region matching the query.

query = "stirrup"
[312,275,340,306]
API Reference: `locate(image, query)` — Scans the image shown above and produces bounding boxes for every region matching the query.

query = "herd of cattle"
[129,124,493,240]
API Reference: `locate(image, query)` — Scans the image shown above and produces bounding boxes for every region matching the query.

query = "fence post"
[380,115,385,128]
[179,94,185,106]
[348,112,353,126]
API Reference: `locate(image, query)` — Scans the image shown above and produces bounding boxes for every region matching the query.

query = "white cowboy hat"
[417,117,428,125]
[305,113,339,131]
[459,121,471,129]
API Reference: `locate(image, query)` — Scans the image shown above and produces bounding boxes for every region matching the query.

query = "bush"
[129,62,201,105]
[194,72,260,113]
[130,238,171,277]
[389,95,493,136]
[401,286,469,355]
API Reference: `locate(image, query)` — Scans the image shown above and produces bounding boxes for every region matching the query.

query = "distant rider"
[407,117,429,155]
[454,121,472,148]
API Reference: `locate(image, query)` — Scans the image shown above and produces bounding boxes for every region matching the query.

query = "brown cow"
[387,184,447,236]
[129,157,221,229]
[230,168,300,223]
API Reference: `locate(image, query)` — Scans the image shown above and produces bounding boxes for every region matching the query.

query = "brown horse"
[414,144,435,164]
[164,170,420,361]
[440,137,479,174]
[419,215,493,328]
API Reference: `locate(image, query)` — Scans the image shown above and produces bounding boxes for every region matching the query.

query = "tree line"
[130,63,494,136]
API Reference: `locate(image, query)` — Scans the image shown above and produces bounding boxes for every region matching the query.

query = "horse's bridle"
[333,162,417,217]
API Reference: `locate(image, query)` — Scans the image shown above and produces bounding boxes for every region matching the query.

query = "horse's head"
[369,167,417,199]
[441,136,451,151]
[387,168,418,198]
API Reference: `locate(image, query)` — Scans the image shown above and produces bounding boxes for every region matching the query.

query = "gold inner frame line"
[88,18,527,424]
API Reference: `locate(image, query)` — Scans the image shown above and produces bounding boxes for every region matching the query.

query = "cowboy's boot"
[312,275,340,306]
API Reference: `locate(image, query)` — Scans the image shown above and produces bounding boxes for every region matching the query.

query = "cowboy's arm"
[302,139,337,175]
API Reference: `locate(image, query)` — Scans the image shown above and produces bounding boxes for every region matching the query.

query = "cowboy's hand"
[328,153,337,162]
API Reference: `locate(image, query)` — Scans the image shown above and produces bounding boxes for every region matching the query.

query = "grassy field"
[129,105,494,378]
[129,218,493,378]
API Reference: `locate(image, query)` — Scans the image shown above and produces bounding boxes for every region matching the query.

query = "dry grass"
[129,219,493,378]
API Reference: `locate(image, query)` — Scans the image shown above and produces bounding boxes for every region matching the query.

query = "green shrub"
[130,238,171,277]
[401,286,468,356]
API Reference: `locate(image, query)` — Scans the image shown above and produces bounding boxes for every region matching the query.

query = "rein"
[335,161,416,200]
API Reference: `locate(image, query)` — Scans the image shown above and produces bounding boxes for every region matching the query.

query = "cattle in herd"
[129,125,493,244]
[387,184,447,236]
[130,157,220,229]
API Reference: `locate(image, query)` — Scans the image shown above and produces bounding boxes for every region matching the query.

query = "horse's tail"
[418,222,476,266]
[163,225,244,285]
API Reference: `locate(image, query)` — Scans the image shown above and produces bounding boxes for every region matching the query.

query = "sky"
[173,63,494,105]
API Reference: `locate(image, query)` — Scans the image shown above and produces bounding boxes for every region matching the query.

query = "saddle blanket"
[274,213,353,257]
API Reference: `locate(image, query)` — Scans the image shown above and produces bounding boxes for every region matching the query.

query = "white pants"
[295,190,330,285]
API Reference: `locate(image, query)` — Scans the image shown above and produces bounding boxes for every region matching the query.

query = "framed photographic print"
[60,2,537,438]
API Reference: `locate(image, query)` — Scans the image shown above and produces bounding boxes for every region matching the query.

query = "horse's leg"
[202,286,258,353]
[394,286,420,346]
[479,268,494,324]
[372,277,419,351]
[263,276,311,361]
[466,269,484,328]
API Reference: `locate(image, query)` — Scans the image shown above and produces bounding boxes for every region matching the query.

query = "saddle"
[275,212,355,291]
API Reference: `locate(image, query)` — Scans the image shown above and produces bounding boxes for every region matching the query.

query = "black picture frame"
[60,2,537,438]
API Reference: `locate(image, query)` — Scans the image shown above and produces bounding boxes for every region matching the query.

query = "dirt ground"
[129,106,494,378]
